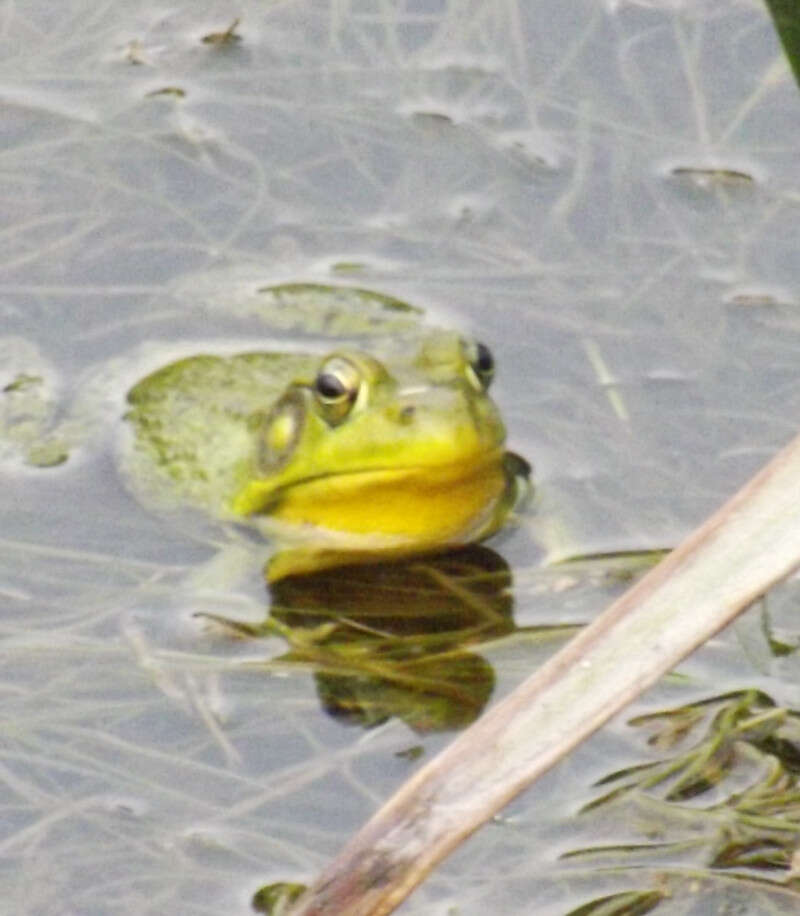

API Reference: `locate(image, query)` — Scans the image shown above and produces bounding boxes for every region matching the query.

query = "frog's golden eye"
[312,355,362,424]
[464,340,495,391]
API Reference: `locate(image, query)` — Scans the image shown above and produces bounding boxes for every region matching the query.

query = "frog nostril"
[399,405,416,424]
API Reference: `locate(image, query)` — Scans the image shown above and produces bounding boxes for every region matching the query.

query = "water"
[3,1,800,913]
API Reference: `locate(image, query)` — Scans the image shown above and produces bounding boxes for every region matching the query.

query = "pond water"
[4,1,800,914]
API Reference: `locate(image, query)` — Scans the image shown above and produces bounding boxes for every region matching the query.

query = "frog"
[1,282,529,581]
[123,328,529,580]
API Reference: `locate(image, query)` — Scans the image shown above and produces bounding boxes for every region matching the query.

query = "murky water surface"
[3,2,800,913]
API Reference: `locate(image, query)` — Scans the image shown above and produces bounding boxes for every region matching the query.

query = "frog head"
[233,332,522,578]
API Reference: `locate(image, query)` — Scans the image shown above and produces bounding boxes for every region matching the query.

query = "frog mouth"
[235,447,508,514]
[275,454,500,489]
[279,448,530,494]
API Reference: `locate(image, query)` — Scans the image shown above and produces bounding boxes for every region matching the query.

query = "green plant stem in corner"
[764,0,800,88]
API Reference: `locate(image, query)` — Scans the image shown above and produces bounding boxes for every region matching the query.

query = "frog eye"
[464,340,495,390]
[312,355,362,423]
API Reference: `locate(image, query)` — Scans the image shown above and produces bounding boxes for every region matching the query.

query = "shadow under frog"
[208,544,518,733]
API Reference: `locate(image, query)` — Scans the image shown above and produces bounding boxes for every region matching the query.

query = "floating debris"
[123,39,147,66]
[201,18,242,46]
[671,165,755,186]
[145,86,186,99]
[411,110,455,127]
[725,290,784,307]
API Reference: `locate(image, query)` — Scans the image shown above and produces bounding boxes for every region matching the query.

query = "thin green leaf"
[764,0,800,88]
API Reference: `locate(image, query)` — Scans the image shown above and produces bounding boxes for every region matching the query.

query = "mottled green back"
[123,351,315,514]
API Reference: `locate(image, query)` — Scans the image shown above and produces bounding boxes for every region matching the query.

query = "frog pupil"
[315,372,347,401]
[475,342,493,375]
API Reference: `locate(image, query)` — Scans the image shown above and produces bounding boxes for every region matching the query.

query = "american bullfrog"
[123,328,529,580]
[1,282,529,580]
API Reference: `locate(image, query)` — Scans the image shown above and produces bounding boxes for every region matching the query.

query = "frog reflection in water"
[266,544,517,733]
[125,329,529,581]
